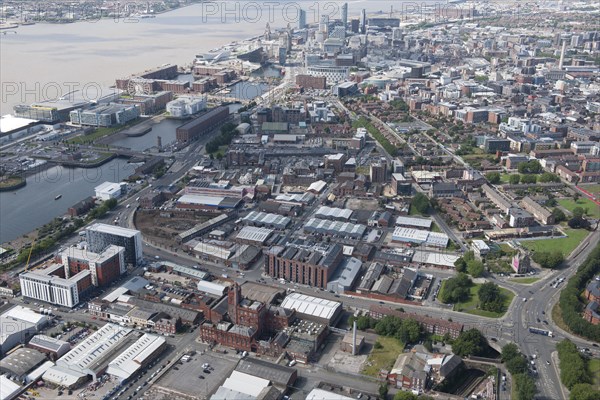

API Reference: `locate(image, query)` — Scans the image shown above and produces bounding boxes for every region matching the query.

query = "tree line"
[556,339,600,400]
[558,243,600,342]
[348,314,422,344]
[205,122,238,154]
[501,343,536,400]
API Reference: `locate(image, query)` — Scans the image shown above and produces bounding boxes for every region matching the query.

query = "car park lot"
[151,351,237,398]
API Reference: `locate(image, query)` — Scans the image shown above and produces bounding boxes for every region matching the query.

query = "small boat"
[55,194,62,200]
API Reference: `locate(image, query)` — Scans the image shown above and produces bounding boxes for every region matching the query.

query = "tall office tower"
[86,223,143,266]
[341,3,348,28]
[319,14,329,35]
[298,9,306,29]
[360,9,366,33]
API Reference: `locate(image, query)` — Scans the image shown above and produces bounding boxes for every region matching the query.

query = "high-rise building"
[298,9,306,29]
[341,3,348,27]
[370,161,388,184]
[360,9,366,33]
[86,224,143,266]
[61,245,126,287]
[20,264,93,308]
[319,15,329,35]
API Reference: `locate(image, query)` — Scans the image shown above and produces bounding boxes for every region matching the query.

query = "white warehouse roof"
[106,334,166,380]
[0,375,21,400]
[236,226,273,244]
[306,388,355,400]
[1,306,47,327]
[315,206,353,220]
[395,216,433,229]
[280,293,342,321]
[54,323,132,372]
[307,180,327,193]
[197,280,227,296]
[222,371,270,397]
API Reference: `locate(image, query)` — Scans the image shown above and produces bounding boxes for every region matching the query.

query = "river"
[0,0,441,114]
[0,0,439,243]
[0,158,136,243]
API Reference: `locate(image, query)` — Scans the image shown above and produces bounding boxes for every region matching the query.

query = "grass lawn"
[68,120,141,144]
[431,223,441,233]
[558,198,600,219]
[509,277,540,284]
[589,358,600,386]
[453,284,514,318]
[499,173,513,184]
[362,336,405,377]
[552,303,571,335]
[409,205,428,216]
[520,228,590,256]
[580,184,600,196]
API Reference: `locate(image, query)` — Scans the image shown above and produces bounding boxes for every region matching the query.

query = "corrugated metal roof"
[280,293,341,321]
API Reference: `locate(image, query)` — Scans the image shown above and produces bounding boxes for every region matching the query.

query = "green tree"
[506,354,529,374]
[520,174,537,184]
[509,174,521,184]
[532,251,564,269]
[104,198,118,209]
[393,392,417,400]
[568,216,589,229]
[569,383,600,400]
[452,328,488,357]
[552,208,566,223]
[411,193,431,215]
[514,373,537,400]
[539,172,560,183]
[557,339,592,389]
[518,160,542,174]
[572,206,585,219]
[467,259,485,277]
[439,273,472,304]
[501,343,520,362]
[379,384,388,399]
[478,282,500,304]
[486,172,501,184]
[454,257,467,273]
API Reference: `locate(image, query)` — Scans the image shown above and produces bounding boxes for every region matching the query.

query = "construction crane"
[24,235,37,271]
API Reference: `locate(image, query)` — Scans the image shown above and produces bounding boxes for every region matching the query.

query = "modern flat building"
[20,264,93,308]
[391,173,412,196]
[370,161,387,184]
[0,306,48,355]
[307,66,350,84]
[69,103,139,127]
[61,245,126,287]
[165,96,206,118]
[86,224,143,266]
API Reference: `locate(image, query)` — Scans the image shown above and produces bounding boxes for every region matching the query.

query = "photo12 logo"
[1,81,108,105]
[199,1,342,25]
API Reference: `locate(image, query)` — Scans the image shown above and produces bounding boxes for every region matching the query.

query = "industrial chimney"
[352,320,357,356]
[559,40,567,69]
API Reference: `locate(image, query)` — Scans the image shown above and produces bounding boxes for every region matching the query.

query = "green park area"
[590,358,600,387]
[558,198,600,219]
[452,284,515,318]
[509,277,540,284]
[362,336,404,376]
[521,228,589,256]
[579,184,600,196]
